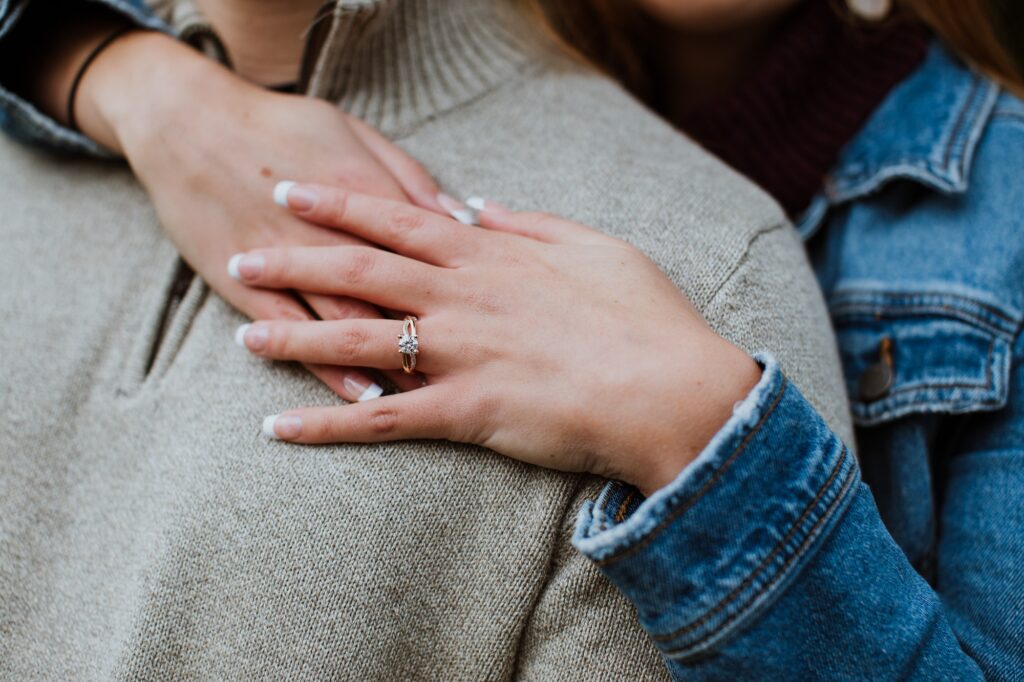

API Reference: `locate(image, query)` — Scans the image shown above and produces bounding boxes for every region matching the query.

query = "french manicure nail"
[234,323,251,347]
[236,253,265,280]
[273,181,296,207]
[344,374,384,402]
[262,414,279,438]
[263,414,302,440]
[437,192,478,225]
[274,180,317,211]
[227,253,244,280]
[466,196,509,213]
[241,323,268,351]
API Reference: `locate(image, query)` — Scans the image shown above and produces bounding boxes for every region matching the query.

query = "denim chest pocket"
[830,289,1021,426]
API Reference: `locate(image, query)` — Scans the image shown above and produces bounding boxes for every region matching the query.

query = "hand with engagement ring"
[230,183,761,495]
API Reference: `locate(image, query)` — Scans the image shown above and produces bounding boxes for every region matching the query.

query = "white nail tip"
[262,415,280,439]
[227,253,244,280]
[234,324,251,347]
[274,181,296,207]
[358,383,384,402]
[466,197,487,211]
[452,209,477,225]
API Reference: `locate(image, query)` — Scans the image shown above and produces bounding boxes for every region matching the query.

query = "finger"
[273,183,477,265]
[261,385,456,443]
[472,203,612,246]
[346,116,443,213]
[216,278,386,403]
[297,293,420,393]
[236,318,447,374]
[228,245,449,313]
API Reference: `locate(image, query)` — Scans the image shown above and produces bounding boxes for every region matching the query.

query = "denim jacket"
[577,43,1024,679]
[0,0,167,156]
[3,5,1023,679]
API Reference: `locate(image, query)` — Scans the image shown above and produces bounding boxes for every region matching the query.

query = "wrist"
[76,31,237,155]
[631,337,762,496]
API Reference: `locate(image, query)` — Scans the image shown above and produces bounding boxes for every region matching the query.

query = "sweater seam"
[702,219,789,312]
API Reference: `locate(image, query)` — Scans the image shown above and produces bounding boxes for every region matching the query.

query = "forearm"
[574,356,985,679]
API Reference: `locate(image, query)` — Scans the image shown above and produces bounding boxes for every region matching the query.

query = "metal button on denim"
[858,337,893,402]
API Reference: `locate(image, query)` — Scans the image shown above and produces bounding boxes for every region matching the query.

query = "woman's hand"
[231,185,762,495]
[70,30,441,399]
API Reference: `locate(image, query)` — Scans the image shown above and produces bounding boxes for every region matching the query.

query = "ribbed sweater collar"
[159,0,544,136]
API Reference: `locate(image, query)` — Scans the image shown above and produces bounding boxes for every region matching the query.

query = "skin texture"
[74,30,442,400]
[235,185,762,496]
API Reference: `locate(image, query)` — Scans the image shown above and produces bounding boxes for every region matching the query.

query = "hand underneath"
[74,31,440,399]
[231,185,762,495]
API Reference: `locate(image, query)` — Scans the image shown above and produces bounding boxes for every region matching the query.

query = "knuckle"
[334,325,370,359]
[268,296,308,322]
[367,407,400,435]
[321,297,374,320]
[265,323,291,356]
[388,207,427,238]
[336,249,376,285]
[264,249,293,284]
[309,415,338,441]
[321,190,350,225]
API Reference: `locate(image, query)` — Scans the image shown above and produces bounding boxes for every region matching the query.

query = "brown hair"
[519,0,1023,97]
[900,0,1022,91]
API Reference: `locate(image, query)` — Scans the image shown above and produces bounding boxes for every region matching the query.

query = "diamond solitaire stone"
[398,333,419,355]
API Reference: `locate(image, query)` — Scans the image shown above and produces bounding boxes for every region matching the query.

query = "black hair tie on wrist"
[66,25,137,134]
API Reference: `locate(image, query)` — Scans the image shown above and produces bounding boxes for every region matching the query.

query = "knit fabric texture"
[0,1,852,679]
[679,0,931,217]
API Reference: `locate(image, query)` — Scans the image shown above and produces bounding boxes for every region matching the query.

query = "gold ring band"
[398,316,419,373]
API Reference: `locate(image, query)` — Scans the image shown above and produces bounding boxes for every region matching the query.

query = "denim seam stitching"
[594,377,788,568]
[828,288,1020,325]
[830,302,1018,337]
[661,447,857,656]
[942,76,981,171]
[651,444,850,642]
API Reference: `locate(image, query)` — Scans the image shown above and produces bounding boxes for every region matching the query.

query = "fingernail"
[343,373,383,402]
[227,253,244,280]
[466,197,509,214]
[273,181,295,207]
[274,180,317,211]
[235,253,265,280]
[236,323,268,351]
[437,192,478,225]
[263,414,302,440]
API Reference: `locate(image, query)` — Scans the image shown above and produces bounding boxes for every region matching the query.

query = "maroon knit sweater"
[678,0,931,217]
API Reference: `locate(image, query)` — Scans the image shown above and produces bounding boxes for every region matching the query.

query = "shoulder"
[433,61,792,299]
[508,68,850,438]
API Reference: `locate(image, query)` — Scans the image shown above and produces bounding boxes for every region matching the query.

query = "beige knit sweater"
[0,1,852,679]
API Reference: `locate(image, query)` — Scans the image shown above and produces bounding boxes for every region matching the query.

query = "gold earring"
[847,0,892,20]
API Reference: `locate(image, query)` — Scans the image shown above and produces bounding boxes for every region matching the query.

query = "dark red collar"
[677,0,930,217]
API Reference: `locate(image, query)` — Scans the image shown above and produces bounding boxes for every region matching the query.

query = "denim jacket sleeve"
[0,0,170,156]
[574,354,988,680]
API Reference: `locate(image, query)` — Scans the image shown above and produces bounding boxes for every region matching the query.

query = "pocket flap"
[830,289,1020,426]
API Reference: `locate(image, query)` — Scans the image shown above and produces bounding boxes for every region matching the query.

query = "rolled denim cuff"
[573,353,859,660]
[0,0,172,156]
